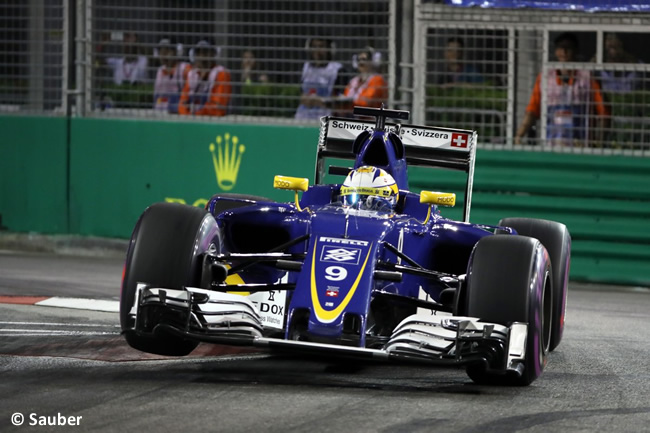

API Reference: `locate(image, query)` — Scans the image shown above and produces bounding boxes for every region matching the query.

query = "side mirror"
[273,176,309,192]
[420,191,456,224]
[274,175,309,210]
[420,191,456,207]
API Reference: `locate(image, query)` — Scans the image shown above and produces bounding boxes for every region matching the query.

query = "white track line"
[0,329,120,336]
[0,321,121,337]
[35,297,119,313]
[0,321,119,327]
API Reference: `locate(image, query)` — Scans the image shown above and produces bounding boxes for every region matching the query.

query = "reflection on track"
[0,307,259,362]
[0,321,121,337]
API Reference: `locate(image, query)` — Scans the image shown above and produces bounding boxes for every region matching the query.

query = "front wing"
[126,284,527,375]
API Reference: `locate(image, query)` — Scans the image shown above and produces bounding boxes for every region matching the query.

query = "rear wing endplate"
[315,116,478,223]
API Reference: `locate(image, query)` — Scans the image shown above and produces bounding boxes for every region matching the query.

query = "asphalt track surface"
[1,247,649,432]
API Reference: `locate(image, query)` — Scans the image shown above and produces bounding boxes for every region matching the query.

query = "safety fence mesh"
[2,1,650,153]
[89,0,390,120]
[416,3,650,152]
[0,0,65,113]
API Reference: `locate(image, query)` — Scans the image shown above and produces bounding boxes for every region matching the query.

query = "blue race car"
[120,107,570,386]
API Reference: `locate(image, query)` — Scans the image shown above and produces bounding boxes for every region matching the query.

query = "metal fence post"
[506,28,515,147]
[74,0,85,116]
[412,0,425,125]
[28,0,45,111]
[540,28,549,147]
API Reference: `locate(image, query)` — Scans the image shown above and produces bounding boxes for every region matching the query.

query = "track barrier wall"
[0,116,68,234]
[1,116,648,286]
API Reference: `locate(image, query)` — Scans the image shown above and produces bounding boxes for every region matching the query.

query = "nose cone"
[286,207,395,345]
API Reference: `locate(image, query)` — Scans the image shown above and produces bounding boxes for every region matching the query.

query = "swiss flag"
[326,289,339,297]
[451,133,469,148]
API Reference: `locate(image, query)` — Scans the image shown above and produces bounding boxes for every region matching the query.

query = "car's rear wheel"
[120,202,220,356]
[464,235,552,386]
[499,218,570,351]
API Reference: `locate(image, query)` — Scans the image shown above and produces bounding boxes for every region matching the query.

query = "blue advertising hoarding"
[443,0,650,12]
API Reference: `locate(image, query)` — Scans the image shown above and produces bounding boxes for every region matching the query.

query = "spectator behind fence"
[438,37,484,87]
[515,32,610,147]
[105,32,148,86]
[153,38,190,114]
[240,50,269,85]
[295,36,345,120]
[179,40,231,116]
[325,47,388,116]
[237,49,272,116]
[343,47,388,109]
[595,33,644,93]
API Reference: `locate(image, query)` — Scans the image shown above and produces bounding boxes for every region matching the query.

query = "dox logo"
[320,246,361,265]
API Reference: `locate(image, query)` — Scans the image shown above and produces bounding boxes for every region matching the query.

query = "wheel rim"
[541,270,553,356]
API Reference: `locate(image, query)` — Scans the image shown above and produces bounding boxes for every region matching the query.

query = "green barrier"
[409,150,650,286]
[69,117,319,238]
[0,116,68,233]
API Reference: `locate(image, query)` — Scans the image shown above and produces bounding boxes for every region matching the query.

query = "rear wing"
[315,116,478,222]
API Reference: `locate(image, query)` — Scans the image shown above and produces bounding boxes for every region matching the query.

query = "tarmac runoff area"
[0,232,129,259]
[0,232,126,315]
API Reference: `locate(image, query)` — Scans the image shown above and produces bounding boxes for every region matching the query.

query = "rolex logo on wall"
[209,133,245,191]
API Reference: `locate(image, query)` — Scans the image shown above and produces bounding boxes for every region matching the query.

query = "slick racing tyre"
[499,218,571,352]
[120,202,220,356]
[464,235,553,386]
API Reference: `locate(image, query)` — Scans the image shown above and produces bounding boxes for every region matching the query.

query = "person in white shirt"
[295,37,345,120]
[153,38,190,113]
[105,32,148,85]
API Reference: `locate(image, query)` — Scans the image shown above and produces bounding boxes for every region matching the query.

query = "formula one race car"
[120,107,570,386]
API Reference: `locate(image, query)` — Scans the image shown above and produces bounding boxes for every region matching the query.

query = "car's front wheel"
[120,202,220,356]
[464,235,552,386]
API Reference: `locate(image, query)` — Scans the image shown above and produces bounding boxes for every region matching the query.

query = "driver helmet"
[340,166,398,211]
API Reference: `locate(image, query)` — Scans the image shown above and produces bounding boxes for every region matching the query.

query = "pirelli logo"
[319,237,369,246]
